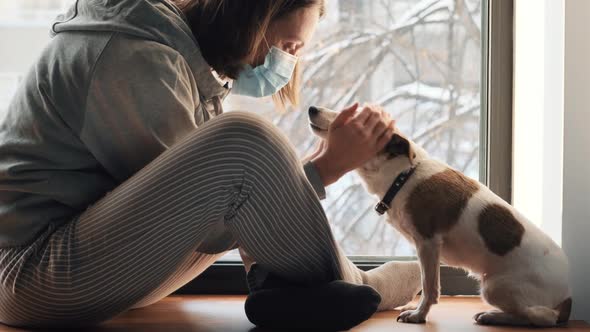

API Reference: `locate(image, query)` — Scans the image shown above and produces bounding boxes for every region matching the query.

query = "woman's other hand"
[301,140,327,164]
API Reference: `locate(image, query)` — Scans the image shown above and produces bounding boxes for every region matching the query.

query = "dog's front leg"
[397,237,441,324]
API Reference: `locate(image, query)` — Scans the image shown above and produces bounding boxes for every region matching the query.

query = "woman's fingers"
[359,104,395,146]
[352,104,373,125]
[351,104,380,141]
[374,113,395,139]
[331,103,359,129]
[376,120,396,150]
[302,140,326,163]
[383,110,391,121]
[366,112,383,133]
[334,102,397,156]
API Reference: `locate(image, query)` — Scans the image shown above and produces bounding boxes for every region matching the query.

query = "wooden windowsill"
[0,296,588,331]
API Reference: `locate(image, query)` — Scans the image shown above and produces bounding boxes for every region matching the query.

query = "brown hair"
[174,0,325,112]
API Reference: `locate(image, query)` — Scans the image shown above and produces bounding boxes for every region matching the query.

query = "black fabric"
[244,264,381,331]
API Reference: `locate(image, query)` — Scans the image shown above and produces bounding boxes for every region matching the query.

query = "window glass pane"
[0,0,73,26]
[0,0,483,259]
[223,0,483,258]
[0,0,75,116]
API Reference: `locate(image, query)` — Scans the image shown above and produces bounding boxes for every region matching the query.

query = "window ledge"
[102,295,589,331]
[173,261,480,296]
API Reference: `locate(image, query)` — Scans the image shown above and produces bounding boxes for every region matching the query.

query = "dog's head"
[308,106,337,140]
[308,105,422,196]
[308,105,417,171]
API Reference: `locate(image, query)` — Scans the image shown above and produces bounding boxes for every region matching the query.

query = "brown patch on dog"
[478,204,525,256]
[405,168,480,238]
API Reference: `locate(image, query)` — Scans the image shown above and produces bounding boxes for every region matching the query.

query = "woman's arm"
[308,154,345,188]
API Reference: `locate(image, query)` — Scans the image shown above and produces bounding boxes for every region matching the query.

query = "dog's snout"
[308,106,319,117]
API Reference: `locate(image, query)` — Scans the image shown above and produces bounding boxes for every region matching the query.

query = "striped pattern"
[0,111,351,328]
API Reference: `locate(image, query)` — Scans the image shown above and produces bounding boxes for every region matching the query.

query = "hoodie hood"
[51,0,196,57]
[51,0,228,100]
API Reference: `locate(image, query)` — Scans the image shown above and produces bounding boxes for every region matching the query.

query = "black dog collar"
[374,163,420,215]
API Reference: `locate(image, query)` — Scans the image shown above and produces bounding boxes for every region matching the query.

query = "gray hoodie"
[0,0,326,248]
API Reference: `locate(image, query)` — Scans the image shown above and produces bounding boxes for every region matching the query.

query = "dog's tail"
[555,297,573,324]
[523,297,572,326]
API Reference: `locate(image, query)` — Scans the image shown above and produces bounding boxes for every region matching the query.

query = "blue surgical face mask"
[231,46,298,98]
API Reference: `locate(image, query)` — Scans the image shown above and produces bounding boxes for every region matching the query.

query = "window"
[0,0,513,295]
[0,0,75,116]
[223,0,484,260]
[209,0,512,296]
[0,0,72,25]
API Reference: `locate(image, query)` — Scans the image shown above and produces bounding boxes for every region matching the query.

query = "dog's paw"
[473,311,486,322]
[396,309,427,324]
[473,310,502,325]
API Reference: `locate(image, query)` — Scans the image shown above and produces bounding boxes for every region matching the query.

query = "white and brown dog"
[308,105,572,326]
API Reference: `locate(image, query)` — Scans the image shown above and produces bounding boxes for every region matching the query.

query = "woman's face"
[251,6,321,66]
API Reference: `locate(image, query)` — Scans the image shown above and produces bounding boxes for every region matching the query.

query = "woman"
[0,0,421,329]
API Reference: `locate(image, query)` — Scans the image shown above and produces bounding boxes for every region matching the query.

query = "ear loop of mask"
[262,36,272,58]
[263,35,270,49]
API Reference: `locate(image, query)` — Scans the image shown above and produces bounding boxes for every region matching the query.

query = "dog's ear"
[385,134,416,163]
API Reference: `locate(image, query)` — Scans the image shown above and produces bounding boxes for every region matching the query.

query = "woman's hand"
[313,103,396,186]
[301,140,327,164]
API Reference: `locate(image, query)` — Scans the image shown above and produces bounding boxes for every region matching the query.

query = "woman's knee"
[217,111,291,147]
[184,111,299,166]
[216,110,272,128]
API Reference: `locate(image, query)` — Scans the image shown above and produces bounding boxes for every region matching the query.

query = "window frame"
[484,0,514,204]
[174,0,514,296]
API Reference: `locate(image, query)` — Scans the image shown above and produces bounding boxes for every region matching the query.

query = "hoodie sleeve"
[80,33,199,182]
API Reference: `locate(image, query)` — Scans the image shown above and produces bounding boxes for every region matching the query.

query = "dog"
[307,105,572,326]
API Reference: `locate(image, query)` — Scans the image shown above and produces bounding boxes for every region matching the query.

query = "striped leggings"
[0,111,378,328]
